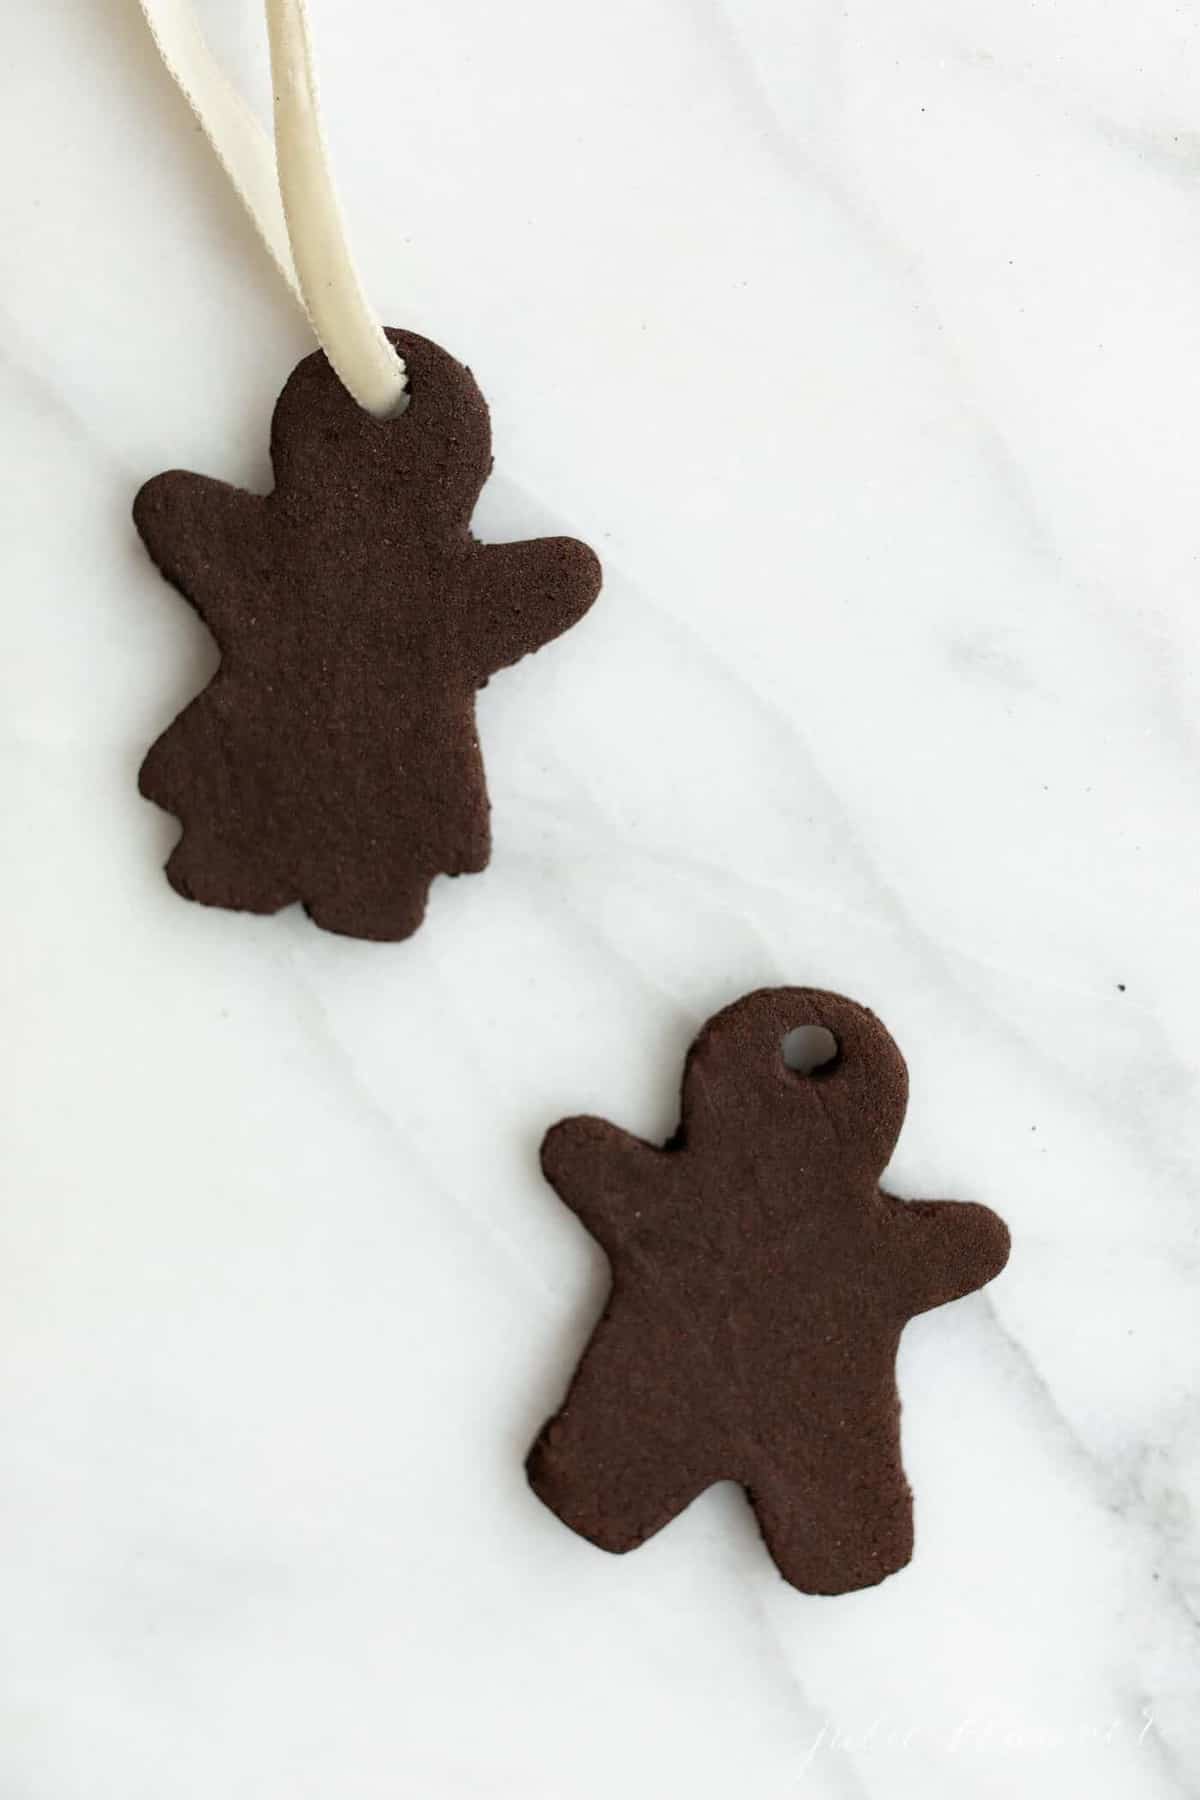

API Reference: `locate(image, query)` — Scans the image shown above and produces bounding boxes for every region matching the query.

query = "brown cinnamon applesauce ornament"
[528,989,1011,1595]
[134,2,600,940]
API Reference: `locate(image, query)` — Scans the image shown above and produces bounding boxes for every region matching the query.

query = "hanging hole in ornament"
[377,371,411,422]
[354,336,409,423]
[781,1025,838,1077]
[364,368,410,424]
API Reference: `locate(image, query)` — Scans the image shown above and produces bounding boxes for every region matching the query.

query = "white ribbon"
[137,0,408,417]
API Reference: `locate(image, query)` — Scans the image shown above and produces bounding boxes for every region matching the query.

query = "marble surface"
[3,0,1199,1793]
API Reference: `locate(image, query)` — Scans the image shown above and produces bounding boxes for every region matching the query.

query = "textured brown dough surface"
[527,988,1011,1595]
[134,330,602,940]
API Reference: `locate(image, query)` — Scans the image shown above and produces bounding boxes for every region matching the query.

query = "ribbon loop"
[137,0,408,418]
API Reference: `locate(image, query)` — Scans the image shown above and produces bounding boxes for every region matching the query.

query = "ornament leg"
[745,1430,914,1595]
[163,827,295,916]
[528,1308,720,1555]
[301,865,439,943]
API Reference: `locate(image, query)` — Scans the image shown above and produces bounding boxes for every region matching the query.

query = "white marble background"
[2,0,1199,1794]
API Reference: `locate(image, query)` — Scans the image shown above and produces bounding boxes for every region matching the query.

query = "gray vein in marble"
[688,3,1200,781]
[982,1294,1200,1787]
[277,936,562,1308]
[0,302,134,476]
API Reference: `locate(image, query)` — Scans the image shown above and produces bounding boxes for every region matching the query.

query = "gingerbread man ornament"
[134,330,601,940]
[528,988,1010,1595]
